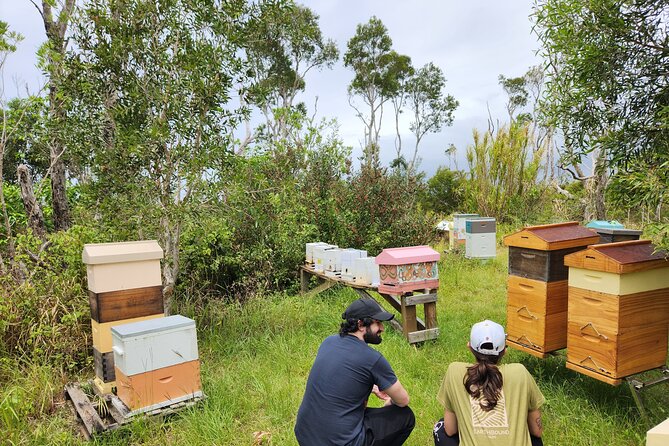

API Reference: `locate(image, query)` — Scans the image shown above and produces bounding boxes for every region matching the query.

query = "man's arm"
[443,410,458,436]
[527,409,543,437]
[382,380,410,407]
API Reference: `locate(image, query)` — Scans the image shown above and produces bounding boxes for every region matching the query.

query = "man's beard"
[363,327,382,345]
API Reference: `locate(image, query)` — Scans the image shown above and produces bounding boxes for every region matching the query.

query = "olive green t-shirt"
[437,362,545,446]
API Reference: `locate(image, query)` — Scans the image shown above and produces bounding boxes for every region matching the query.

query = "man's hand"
[371,385,390,401]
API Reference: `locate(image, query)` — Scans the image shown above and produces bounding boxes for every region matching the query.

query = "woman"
[433,320,544,446]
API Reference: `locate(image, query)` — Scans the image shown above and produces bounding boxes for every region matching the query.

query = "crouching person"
[295,298,415,445]
[433,320,544,446]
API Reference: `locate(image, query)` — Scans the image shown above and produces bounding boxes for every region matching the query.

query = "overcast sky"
[3,0,543,177]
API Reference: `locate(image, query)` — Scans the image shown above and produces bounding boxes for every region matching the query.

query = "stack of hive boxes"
[83,241,165,394]
[503,222,600,358]
[564,240,669,384]
[585,220,643,244]
[465,217,496,259]
[111,315,203,415]
[451,213,478,250]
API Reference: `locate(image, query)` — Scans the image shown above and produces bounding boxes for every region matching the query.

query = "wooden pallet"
[64,381,206,440]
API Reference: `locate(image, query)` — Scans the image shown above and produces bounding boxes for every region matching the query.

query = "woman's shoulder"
[446,362,470,375]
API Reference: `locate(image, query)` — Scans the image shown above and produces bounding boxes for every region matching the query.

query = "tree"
[66,0,249,311]
[533,0,669,223]
[242,1,338,149]
[420,166,464,215]
[31,0,76,231]
[344,17,412,168]
[405,62,458,176]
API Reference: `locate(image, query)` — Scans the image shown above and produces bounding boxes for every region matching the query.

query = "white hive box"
[324,248,344,276]
[341,249,367,281]
[453,213,478,241]
[305,242,329,264]
[464,219,497,259]
[353,257,380,287]
[313,244,337,272]
[647,418,669,446]
[83,241,163,293]
[111,315,199,376]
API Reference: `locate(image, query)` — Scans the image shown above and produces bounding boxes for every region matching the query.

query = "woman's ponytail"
[464,349,504,411]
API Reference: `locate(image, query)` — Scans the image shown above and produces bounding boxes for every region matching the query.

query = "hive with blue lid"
[585,220,643,244]
[464,217,496,259]
[111,315,202,415]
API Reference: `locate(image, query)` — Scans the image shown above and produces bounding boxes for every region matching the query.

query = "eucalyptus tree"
[65,0,250,309]
[30,0,76,231]
[404,62,457,176]
[242,1,338,150]
[533,0,669,222]
[344,16,412,168]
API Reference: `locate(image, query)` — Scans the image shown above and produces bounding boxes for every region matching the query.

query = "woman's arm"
[443,410,458,436]
[527,409,543,437]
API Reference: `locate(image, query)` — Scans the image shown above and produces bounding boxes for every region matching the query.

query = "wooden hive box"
[504,222,600,282]
[503,222,599,357]
[564,240,669,382]
[594,227,643,244]
[375,246,439,295]
[112,315,202,415]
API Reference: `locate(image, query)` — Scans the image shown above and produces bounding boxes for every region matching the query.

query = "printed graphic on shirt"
[469,389,508,429]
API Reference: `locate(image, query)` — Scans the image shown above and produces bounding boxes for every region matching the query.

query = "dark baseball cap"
[342,298,394,321]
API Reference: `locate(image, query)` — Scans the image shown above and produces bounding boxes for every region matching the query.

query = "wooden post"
[300,268,309,295]
[424,288,437,329]
[401,293,418,339]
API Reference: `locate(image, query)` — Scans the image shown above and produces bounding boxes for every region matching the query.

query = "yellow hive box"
[568,267,669,296]
[92,314,164,352]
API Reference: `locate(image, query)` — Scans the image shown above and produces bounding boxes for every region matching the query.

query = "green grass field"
[2,246,668,445]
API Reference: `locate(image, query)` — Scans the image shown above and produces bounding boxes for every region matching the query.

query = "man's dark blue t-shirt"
[294,334,398,446]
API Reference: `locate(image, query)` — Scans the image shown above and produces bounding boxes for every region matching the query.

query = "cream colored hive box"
[341,249,367,281]
[353,257,380,287]
[111,315,199,376]
[312,244,337,272]
[647,418,669,446]
[82,240,163,293]
[305,242,329,264]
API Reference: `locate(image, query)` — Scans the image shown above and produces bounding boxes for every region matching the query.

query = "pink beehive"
[375,246,440,294]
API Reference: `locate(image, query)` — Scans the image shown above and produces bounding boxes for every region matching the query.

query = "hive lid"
[593,227,643,236]
[585,220,624,230]
[503,221,600,250]
[375,246,440,265]
[111,315,194,339]
[564,239,668,273]
[82,240,164,265]
[453,213,479,219]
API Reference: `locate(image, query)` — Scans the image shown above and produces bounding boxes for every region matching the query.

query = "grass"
[1,245,667,445]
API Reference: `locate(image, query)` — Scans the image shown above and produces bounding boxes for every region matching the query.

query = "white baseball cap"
[470,320,506,356]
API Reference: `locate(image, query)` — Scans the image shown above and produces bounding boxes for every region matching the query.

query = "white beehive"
[111,315,199,376]
[324,248,344,276]
[312,244,337,272]
[341,249,367,281]
[353,257,380,287]
[305,242,330,264]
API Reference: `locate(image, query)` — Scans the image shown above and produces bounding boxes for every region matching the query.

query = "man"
[295,298,415,446]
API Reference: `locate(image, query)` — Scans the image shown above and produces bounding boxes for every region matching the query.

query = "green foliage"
[419,167,465,215]
[465,121,548,222]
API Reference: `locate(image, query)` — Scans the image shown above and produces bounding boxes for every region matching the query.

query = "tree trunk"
[17,164,46,239]
[160,214,181,316]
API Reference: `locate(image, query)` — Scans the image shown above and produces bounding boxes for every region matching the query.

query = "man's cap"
[470,320,506,356]
[342,298,394,321]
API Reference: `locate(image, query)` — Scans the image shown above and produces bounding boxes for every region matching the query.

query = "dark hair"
[464,344,504,411]
[339,317,373,336]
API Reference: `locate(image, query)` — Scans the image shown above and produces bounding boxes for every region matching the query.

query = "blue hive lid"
[111,315,195,339]
[586,220,624,230]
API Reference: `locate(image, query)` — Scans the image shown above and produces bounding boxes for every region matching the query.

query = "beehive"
[305,242,329,264]
[375,246,439,295]
[452,214,478,248]
[312,244,337,272]
[353,257,380,287]
[465,217,496,259]
[82,241,165,394]
[564,240,669,383]
[340,249,367,281]
[324,248,344,277]
[112,315,202,415]
[503,222,599,357]
[647,418,669,446]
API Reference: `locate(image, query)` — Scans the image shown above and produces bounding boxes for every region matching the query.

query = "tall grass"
[2,246,666,445]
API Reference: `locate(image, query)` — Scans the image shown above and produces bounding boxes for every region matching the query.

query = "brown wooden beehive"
[503,222,600,358]
[564,240,669,384]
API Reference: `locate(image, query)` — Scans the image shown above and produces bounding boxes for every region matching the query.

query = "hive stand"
[300,265,439,344]
[64,381,206,440]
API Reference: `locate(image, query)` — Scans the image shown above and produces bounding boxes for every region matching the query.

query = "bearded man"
[294,298,415,446]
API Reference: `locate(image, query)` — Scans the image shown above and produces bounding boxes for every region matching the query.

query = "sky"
[2,0,543,177]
